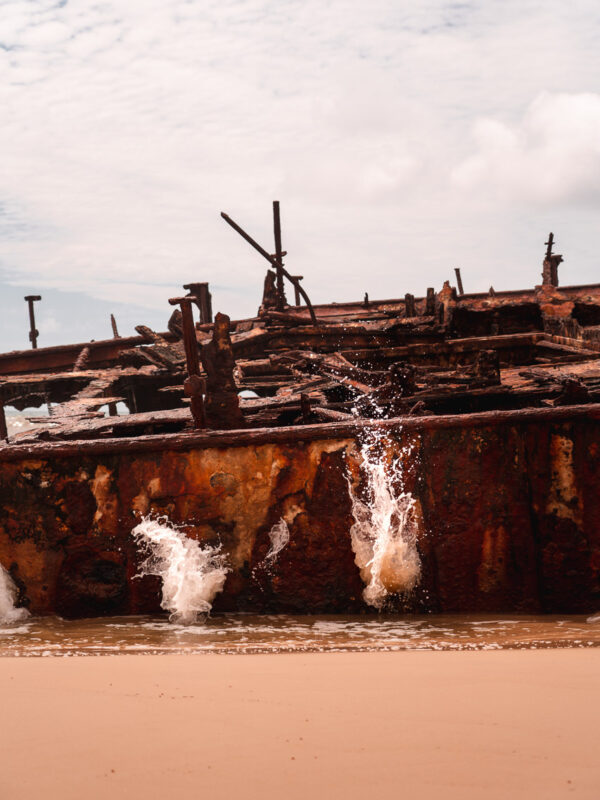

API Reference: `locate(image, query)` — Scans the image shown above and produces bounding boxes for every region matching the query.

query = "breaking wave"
[348,432,421,608]
[0,564,30,624]
[265,518,290,563]
[132,517,229,625]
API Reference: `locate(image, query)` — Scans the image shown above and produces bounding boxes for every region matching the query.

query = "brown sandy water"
[1,613,599,656]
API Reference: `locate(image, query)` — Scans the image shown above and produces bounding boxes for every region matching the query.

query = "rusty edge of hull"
[1,402,600,462]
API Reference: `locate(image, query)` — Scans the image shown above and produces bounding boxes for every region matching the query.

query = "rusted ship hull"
[1,404,599,618]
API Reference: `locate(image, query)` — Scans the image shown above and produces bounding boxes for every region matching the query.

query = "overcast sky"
[1,0,599,350]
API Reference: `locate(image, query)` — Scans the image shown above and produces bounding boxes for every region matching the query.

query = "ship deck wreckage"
[0,207,599,618]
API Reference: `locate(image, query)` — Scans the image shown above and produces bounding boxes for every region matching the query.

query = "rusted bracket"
[220,210,318,324]
[168,296,206,428]
[24,295,41,349]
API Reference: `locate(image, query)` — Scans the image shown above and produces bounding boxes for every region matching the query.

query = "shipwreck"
[0,208,599,618]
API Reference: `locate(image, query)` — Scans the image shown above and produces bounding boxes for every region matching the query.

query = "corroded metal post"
[542,232,562,287]
[168,296,206,429]
[454,268,464,296]
[273,201,286,311]
[24,295,41,349]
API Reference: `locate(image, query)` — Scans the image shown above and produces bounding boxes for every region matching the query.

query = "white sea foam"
[265,518,290,563]
[132,517,229,625]
[0,564,30,624]
[587,613,600,623]
[348,434,421,608]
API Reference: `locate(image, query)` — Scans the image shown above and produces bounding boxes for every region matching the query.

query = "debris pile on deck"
[2,210,600,447]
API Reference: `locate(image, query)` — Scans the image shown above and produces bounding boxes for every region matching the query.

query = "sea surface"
[0,614,598,657]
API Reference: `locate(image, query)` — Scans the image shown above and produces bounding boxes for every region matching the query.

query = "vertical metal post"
[24,295,41,349]
[273,201,285,311]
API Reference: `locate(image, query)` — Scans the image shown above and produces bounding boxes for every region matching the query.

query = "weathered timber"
[312,406,354,421]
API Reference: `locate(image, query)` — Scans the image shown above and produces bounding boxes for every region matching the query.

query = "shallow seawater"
[0,614,599,657]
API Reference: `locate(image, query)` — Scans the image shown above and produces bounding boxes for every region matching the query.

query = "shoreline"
[1,650,598,799]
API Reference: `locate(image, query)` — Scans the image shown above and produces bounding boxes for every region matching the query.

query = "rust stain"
[546,433,583,525]
[477,526,508,593]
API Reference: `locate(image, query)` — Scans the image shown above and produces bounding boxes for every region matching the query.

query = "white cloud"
[453,92,600,205]
[0,0,599,342]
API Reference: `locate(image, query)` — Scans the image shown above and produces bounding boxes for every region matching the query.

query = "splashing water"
[348,434,421,608]
[265,519,290,563]
[132,518,229,625]
[0,564,30,624]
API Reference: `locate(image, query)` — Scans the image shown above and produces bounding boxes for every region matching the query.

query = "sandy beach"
[1,649,598,800]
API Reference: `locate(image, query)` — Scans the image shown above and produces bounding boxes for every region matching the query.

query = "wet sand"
[1,650,598,799]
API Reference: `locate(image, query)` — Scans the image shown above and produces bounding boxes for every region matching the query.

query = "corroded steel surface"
[1,412,598,617]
